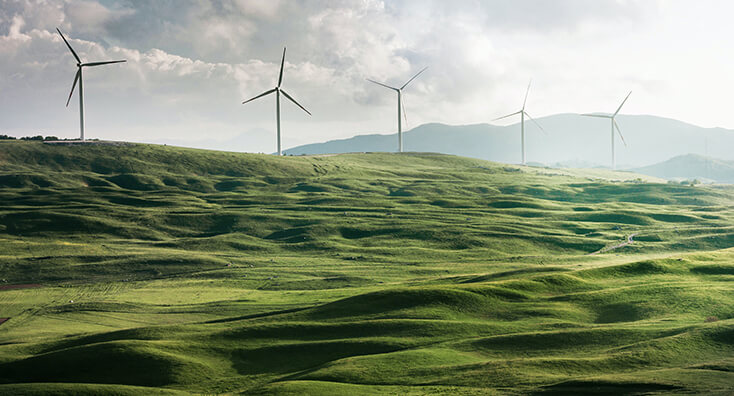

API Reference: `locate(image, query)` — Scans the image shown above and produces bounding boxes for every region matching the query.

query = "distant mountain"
[633,154,734,183]
[284,114,734,168]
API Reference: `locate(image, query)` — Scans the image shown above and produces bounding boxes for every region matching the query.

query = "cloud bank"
[2,0,731,154]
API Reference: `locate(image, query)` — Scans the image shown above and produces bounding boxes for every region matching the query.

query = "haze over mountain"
[633,154,734,184]
[283,114,733,168]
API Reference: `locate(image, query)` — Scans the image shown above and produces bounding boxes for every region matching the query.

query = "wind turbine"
[242,47,311,156]
[57,28,126,141]
[581,91,632,170]
[493,80,546,165]
[367,67,428,153]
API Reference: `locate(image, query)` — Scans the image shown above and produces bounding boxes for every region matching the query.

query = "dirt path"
[589,233,638,255]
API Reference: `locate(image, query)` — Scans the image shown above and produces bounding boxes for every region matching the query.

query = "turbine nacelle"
[56,27,126,140]
[580,90,632,147]
[367,67,428,153]
[579,91,632,169]
[241,47,311,156]
[491,80,547,165]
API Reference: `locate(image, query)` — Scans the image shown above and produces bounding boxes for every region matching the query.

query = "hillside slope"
[634,154,734,183]
[1,141,734,394]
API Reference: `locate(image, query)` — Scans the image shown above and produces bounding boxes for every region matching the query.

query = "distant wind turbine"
[367,67,428,153]
[493,80,546,165]
[581,91,632,170]
[242,47,311,156]
[57,28,126,141]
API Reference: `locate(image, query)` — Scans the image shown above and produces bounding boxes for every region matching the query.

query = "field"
[0,141,733,395]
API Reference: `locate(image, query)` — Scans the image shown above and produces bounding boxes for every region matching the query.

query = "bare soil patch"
[0,284,42,291]
[588,233,638,255]
[43,140,132,146]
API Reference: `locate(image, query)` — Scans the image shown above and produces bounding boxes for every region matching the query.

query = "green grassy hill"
[1,141,733,394]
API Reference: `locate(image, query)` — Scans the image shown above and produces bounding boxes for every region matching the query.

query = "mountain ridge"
[633,153,734,183]
[283,114,734,168]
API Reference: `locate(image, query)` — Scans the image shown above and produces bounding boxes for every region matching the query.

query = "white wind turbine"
[581,91,632,170]
[367,67,428,153]
[57,28,126,141]
[493,80,546,165]
[242,47,311,156]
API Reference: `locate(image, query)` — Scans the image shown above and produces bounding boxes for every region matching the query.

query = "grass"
[1,141,734,394]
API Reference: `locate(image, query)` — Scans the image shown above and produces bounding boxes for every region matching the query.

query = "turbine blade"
[400,66,428,90]
[242,88,276,104]
[492,110,522,122]
[580,113,612,118]
[614,119,627,146]
[367,78,398,91]
[56,27,81,64]
[524,111,547,135]
[277,47,286,87]
[522,79,532,110]
[614,91,632,116]
[280,89,312,116]
[66,69,81,107]
[82,60,126,67]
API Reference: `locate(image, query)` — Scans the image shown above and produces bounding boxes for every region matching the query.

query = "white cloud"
[3,0,734,153]
[232,0,283,19]
[62,0,134,34]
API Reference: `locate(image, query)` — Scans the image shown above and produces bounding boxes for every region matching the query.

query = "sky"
[1,0,734,153]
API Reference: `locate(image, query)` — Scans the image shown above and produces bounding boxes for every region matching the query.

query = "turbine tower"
[581,91,632,170]
[242,47,311,156]
[367,67,428,153]
[57,28,126,141]
[493,80,546,165]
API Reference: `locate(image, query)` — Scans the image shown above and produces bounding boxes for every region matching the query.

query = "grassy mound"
[1,141,734,394]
